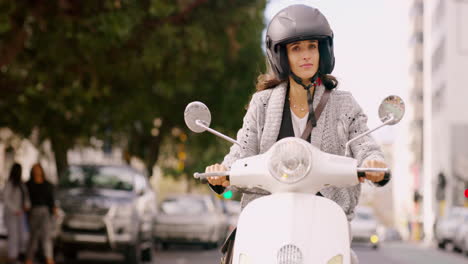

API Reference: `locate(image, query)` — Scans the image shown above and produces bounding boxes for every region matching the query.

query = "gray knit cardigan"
[219,82,385,221]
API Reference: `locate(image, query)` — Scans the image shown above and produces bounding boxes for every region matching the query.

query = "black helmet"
[265,5,335,79]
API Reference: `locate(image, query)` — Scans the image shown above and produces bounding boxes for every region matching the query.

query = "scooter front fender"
[233,193,350,264]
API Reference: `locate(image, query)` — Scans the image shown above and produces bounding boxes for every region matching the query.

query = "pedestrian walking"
[25,163,56,264]
[3,163,30,264]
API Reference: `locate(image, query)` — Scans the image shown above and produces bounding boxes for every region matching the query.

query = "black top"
[26,180,55,214]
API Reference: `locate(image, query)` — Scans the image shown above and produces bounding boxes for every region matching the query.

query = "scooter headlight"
[268,138,312,184]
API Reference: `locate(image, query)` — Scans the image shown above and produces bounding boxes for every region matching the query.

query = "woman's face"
[32,165,44,183]
[286,40,320,80]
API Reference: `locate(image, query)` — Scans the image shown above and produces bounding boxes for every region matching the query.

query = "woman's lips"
[300,64,314,68]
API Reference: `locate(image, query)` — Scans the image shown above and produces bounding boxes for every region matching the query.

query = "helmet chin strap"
[290,71,319,91]
[290,71,320,127]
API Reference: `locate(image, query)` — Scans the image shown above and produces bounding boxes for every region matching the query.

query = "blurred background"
[0,0,467,263]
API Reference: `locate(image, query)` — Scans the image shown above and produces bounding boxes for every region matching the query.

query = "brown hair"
[255,60,285,91]
[255,52,339,91]
[255,71,339,91]
[8,163,22,186]
[29,163,46,183]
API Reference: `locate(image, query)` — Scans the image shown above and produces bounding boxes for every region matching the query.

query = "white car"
[154,194,228,250]
[351,206,380,249]
[435,207,468,249]
[57,165,157,264]
[452,212,468,253]
[223,200,241,234]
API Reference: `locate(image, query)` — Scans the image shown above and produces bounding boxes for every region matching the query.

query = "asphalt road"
[2,240,468,264]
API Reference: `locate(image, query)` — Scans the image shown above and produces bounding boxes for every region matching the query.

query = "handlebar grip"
[384,171,391,181]
[357,171,391,184]
[195,174,230,184]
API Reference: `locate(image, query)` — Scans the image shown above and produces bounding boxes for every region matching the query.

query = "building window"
[410,61,424,74]
[410,0,424,17]
[432,0,445,30]
[431,39,445,75]
[410,31,424,45]
[432,82,446,115]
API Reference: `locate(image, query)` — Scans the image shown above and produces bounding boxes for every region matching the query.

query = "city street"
[352,242,467,264]
[3,240,468,264]
[1,1,468,264]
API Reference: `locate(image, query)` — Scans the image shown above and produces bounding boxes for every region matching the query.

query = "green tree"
[0,0,266,177]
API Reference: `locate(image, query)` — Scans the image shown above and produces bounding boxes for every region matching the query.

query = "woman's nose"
[302,52,311,61]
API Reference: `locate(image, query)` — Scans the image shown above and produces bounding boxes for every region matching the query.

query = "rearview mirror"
[378,95,405,125]
[184,101,211,133]
[345,95,405,156]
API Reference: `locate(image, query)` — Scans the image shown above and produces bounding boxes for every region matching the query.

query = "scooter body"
[233,192,350,264]
[184,95,404,264]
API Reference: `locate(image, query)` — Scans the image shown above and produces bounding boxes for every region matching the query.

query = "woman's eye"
[292,46,300,51]
[309,44,318,49]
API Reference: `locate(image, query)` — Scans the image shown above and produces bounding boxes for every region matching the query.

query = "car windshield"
[59,166,134,191]
[356,211,374,221]
[446,208,464,220]
[161,197,207,215]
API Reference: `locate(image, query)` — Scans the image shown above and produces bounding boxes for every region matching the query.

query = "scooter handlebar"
[193,172,230,184]
[357,169,391,183]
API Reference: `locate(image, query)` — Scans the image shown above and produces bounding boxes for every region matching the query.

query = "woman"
[205,5,388,264]
[25,163,56,264]
[3,163,30,264]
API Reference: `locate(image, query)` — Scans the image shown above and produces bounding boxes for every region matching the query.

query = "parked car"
[382,227,402,242]
[56,165,157,263]
[154,194,228,250]
[452,212,468,254]
[222,200,241,234]
[435,206,468,249]
[350,206,380,249]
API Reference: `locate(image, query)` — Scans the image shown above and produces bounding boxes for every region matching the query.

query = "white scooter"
[184,95,405,264]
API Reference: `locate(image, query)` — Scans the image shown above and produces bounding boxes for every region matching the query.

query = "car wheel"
[125,244,142,264]
[464,239,468,256]
[140,241,154,262]
[161,242,170,251]
[437,241,446,249]
[63,248,78,261]
[372,244,379,250]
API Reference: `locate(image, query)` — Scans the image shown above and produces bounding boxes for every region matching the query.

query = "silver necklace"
[288,97,308,113]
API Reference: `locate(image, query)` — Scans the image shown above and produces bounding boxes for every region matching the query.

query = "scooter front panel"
[232,193,350,264]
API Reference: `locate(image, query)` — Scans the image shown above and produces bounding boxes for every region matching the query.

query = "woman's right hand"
[205,163,230,187]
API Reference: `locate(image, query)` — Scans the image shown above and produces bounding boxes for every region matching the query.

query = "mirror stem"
[344,115,395,157]
[195,120,254,152]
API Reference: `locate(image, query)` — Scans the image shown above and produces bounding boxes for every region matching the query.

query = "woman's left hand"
[360,160,388,183]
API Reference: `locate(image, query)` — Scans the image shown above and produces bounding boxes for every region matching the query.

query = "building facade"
[423,0,468,242]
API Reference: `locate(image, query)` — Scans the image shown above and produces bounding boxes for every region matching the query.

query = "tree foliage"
[0,0,267,177]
